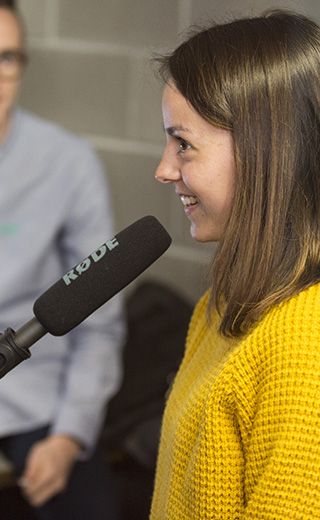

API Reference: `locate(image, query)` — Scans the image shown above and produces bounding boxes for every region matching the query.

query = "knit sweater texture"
[150,283,320,519]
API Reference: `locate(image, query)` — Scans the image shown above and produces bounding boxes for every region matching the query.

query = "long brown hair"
[157,11,320,337]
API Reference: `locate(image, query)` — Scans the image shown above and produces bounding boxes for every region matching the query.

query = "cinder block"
[59,0,179,48]
[19,48,130,137]
[98,149,171,233]
[190,0,312,25]
[127,58,164,143]
[18,0,47,37]
[136,251,210,304]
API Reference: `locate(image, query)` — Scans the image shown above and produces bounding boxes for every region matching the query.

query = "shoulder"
[226,285,320,435]
[251,283,320,349]
[235,283,320,384]
[15,110,105,188]
[16,109,98,161]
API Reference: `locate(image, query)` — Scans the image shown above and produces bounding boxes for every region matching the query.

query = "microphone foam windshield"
[33,216,172,335]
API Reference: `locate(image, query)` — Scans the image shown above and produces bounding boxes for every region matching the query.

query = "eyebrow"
[164,125,192,136]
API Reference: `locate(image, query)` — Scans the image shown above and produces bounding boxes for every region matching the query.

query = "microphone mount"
[0,318,46,379]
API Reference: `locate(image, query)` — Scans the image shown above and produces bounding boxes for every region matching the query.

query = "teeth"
[180,195,198,207]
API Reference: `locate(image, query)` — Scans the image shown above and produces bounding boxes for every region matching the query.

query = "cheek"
[4,82,20,99]
[178,163,194,186]
[205,167,235,214]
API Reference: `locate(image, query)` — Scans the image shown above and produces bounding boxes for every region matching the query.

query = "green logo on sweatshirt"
[0,223,20,235]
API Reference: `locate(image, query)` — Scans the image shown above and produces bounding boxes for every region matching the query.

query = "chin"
[190,224,219,243]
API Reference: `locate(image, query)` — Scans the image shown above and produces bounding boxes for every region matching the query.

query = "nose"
[155,149,181,184]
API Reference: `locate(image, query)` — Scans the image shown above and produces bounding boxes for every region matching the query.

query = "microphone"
[0,216,172,379]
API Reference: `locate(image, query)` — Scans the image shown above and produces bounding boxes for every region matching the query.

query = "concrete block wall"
[17,0,320,303]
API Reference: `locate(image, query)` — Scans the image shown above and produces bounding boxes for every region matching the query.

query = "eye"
[1,52,17,64]
[176,137,191,154]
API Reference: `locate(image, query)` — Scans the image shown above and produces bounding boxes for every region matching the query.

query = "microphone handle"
[0,318,46,379]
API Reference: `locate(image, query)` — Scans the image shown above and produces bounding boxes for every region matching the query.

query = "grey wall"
[17,0,320,302]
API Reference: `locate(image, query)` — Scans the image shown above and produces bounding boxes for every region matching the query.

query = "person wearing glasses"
[0,2,124,519]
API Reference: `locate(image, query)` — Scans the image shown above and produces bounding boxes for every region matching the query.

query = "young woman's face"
[156,83,236,242]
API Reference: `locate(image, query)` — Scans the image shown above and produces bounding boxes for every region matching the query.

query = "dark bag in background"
[102,280,193,519]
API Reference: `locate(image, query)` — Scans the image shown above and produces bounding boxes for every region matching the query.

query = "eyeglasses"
[0,49,28,80]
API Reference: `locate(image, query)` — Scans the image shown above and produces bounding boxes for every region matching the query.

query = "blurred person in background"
[0,1,124,519]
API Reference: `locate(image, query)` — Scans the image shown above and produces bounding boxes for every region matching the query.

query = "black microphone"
[0,216,172,379]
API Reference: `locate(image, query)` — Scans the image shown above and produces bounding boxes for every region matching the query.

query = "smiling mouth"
[179,195,199,207]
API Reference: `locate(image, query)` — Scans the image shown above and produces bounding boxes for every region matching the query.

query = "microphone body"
[0,216,171,379]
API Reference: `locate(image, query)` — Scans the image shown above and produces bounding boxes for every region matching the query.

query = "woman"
[151,10,320,519]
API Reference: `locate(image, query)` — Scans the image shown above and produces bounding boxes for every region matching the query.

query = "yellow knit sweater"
[150,284,320,519]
